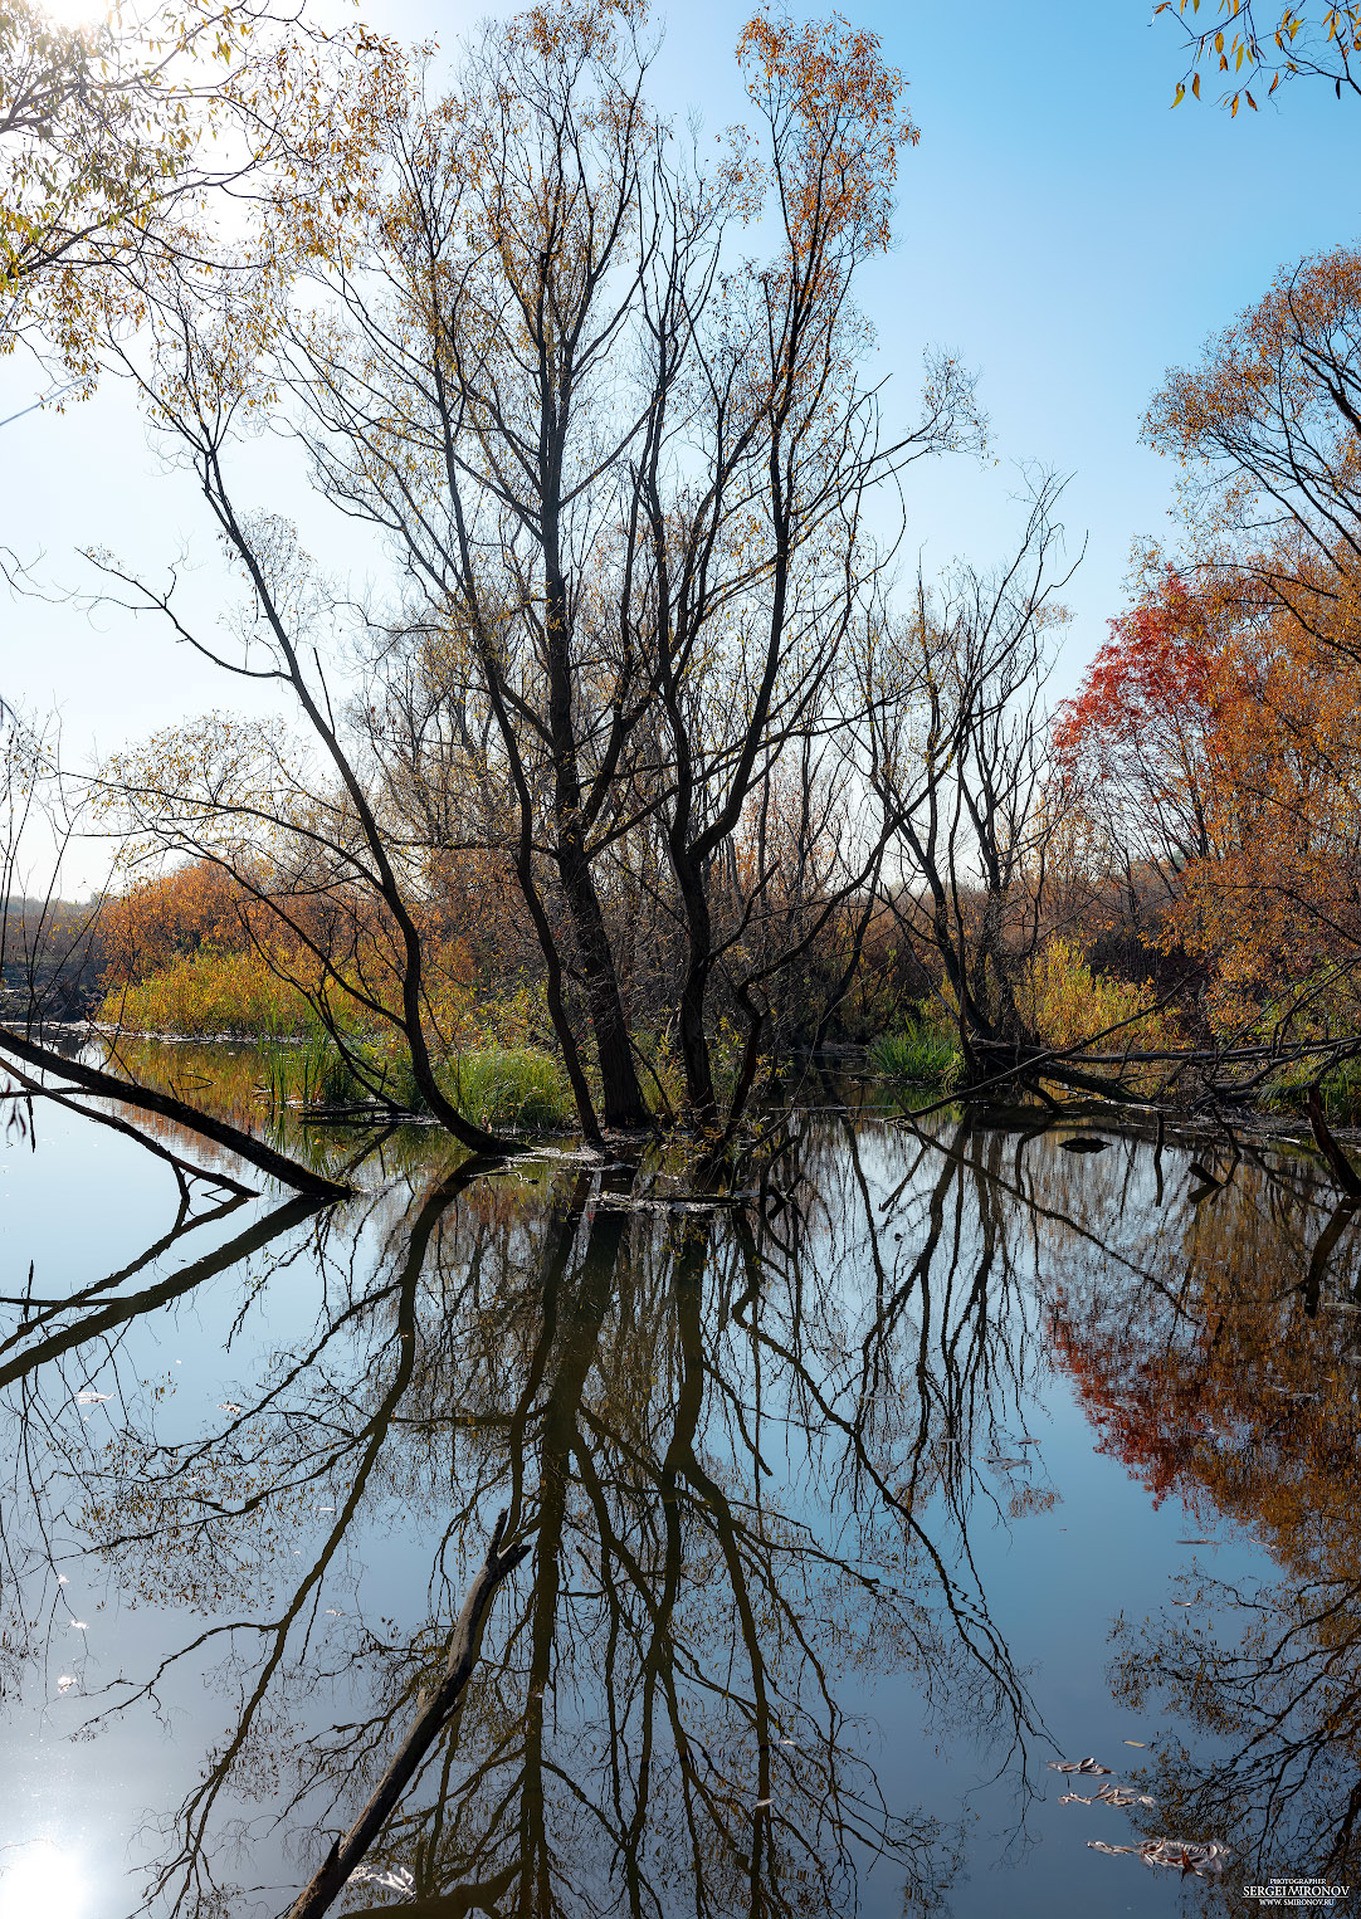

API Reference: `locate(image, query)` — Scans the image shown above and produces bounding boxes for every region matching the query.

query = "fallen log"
[0,1026,351,1201]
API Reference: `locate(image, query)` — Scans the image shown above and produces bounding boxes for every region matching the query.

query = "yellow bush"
[1022,937,1182,1074]
[97,948,319,1037]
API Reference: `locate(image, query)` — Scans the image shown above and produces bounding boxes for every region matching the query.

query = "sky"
[3,0,1359,892]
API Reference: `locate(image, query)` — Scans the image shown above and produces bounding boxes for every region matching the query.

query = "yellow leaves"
[1160,1,1361,107]
[736,5,914,262]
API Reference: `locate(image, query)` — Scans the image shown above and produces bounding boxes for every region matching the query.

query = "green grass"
[1262,1056,1361,1126]
[258,1032,571,1131]
[445,1047,571,1130]
[868,1023,962,1090]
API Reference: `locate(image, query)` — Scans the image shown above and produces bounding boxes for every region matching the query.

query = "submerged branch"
[0,1026,351,1200]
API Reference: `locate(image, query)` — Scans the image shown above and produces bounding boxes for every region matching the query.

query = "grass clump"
[259,1032,571,1131]
[1262,1055,1361,1126]
[446,1047,571,1131]
[868,1023,962,1089]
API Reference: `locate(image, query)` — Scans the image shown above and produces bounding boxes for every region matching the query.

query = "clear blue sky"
[4,0,1358,888]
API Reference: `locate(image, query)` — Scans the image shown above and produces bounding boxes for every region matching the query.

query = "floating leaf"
[1098,1783,1158,1808]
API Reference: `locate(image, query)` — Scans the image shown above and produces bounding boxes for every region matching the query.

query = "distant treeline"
[0,896,107,1023]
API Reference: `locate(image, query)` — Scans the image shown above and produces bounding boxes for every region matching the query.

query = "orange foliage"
[99,860,256,988]
[737,8,917,258]
[1059,552,1361,1033]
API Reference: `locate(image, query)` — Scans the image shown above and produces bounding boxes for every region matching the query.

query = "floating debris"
[1060,1138,1108,1154]
[75,1391,111,1406]
[1088,1837,1229,1877]
[217,1402,243,1416]
[1097,1783,1157,1808]
[1049,1756,1112,1776]
[1059,1783,1156,1808]
[1122,1739,1147,1748]
[55,1675,77,1693]
[349,1863,415,1896]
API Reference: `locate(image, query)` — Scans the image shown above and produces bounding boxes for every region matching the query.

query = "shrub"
[98,948,317,1037]
[1262,1056,1361,1126]
[1022,937,1183,1059]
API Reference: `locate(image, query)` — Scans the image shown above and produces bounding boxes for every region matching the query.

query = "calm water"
[2,1083,1359,1918]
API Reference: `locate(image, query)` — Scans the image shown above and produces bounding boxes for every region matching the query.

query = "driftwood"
[284,1512,530,1919]
[0,1026,350,1200]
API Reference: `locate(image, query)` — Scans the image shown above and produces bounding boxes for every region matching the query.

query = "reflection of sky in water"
[0,1097,1350,1916]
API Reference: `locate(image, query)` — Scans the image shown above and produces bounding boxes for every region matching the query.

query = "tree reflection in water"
[1041,1131,1361,1892]
[0,1114,1054,1917]
[11,1108,1361,1914]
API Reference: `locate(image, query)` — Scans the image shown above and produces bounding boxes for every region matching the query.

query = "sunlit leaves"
[1155,1,1361,110]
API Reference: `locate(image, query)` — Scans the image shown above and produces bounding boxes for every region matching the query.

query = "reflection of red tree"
[1047,1240,1361,1591]
[1046,1290,1219,1509]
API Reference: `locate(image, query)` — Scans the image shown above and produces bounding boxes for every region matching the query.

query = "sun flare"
[36,0,112,31]
[0,1839,92,1919]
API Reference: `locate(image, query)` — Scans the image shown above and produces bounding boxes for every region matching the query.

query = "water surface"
[2,1086,1357,1917]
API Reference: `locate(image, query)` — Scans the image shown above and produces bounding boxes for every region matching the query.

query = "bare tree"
[250,0,979,1137]
[869,479,1080,1090]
